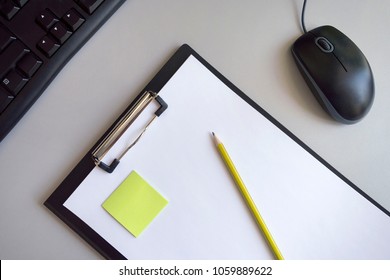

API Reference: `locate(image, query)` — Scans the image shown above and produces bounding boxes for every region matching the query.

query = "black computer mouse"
[291,25,374,124]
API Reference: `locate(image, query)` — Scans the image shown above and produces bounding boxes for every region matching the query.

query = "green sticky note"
[102,171,168,237]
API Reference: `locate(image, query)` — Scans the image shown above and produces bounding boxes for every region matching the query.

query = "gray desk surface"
[1,0,389,259]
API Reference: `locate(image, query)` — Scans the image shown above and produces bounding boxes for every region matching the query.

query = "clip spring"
[92,91,168,173]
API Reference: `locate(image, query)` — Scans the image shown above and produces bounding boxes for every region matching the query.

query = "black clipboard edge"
[44,152,125,260]
[44,43,390,260]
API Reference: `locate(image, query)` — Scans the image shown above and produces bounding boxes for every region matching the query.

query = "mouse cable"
[301,0,308,33]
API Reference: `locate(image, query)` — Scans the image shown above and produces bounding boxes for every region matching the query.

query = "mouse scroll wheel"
[315,37,334,53]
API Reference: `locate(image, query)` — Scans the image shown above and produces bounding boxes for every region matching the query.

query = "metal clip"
[92,91,167,173]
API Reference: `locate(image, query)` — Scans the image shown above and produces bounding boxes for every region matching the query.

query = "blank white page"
[64,55,390,259]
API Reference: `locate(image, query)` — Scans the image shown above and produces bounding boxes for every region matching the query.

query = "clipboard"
[44,44,390,260]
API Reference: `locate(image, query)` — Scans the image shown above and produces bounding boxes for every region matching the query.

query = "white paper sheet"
[64,55,390,259]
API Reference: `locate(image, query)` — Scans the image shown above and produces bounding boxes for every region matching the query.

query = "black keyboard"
[0,0,126,142]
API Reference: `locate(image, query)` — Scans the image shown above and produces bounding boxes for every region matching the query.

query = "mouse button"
[320,28,367,68]
[292,33,328,63]
[337,51,368,73]
[315,37,334,53]
[334,41,368,71]
[292,31,316,53]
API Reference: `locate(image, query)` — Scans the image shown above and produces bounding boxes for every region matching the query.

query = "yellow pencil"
[212,132,284,260]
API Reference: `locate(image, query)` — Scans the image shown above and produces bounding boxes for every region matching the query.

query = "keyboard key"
[17,53,42,78]
[50,22,72,44]
[14,0,29,7]
[0,25,15,51]
[62,9,85,31]
[37,36,60,57]
[0,40,28,77]
[2,70,28,95]
[36,9,58,31]
[0,86,14,113]
[0,1,20,20]
[78,0,104,14]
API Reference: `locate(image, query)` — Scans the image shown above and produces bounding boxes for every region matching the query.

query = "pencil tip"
[211,132,221,145]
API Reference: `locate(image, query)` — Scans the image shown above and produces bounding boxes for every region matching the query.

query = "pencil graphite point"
[211,132,221,146]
